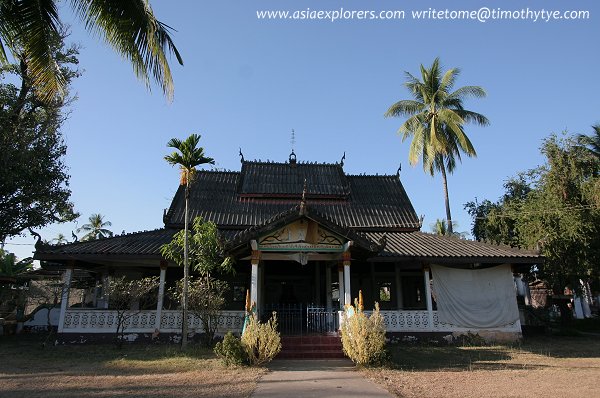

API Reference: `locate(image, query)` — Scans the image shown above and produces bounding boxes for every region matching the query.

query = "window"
[379,282,392,302]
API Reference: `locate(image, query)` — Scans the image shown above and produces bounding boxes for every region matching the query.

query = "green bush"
[340,302,386,366]
[241,312,281,366]
[214,332,248,366]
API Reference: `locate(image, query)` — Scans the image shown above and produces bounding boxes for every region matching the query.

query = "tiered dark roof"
[35,158,541,264]
[163,160,420,231]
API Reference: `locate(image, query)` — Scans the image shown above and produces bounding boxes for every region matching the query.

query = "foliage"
[104,276,159,347]
[214,331,248,366]
[0,249,33,278]
[0,29,79,243]
[163,134,215,349]
[340,302,386,366]
[385,58,489,234]
[240,313,282,366]
[465,132,600,297]
[0,0,183,102]
[164,134,215,186]
[77,213,113,241]
[161,217,233,277]
[169,276,228,346]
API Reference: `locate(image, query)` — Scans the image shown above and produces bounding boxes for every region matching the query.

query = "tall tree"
[0,0,183,102]
[385,58,489,234]
[0,29,78,243]
[466,132,600,300]
[77,213,113,241]
[164,134,214,348]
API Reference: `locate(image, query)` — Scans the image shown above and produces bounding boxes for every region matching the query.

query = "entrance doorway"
[261,261,339,335]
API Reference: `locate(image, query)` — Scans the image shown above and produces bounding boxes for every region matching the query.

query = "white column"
[250,250,260,314]
[395,263,403,310]
[155,266,167,331]
[57,267,73,333]
[338,264,345,308]
[258,262,265,315]
[423,267,434,330]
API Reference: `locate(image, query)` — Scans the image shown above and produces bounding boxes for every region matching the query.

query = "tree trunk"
[440,164,453,235]
[182,183,190,349]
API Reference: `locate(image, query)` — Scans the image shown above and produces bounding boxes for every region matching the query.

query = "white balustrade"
[62,309,245,334]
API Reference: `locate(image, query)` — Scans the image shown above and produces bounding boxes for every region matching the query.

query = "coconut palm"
[385,58,489,235]
[0,0,183,102]
[52,233,68,245]
[577,124,600,162]
[77,214,113,241]
[164,133,214,348]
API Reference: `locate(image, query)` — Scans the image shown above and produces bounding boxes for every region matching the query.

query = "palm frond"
[384,100,425,118]
[71,0,183,100]
[2,0,65,101]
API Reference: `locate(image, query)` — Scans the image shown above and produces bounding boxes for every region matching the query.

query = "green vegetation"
[164,134,215,349]
[385,58,489,235]
[77,213,114,241]
[465,131,600,305]
[214,331,247,366]
[0,29,78,243]
[0,0,183,102]
[340,302,386,366]
[240,313,282,366]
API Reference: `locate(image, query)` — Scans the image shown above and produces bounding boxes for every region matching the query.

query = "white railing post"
[155,264,167,331]
[57,266,73,333]
[424,267,434,330]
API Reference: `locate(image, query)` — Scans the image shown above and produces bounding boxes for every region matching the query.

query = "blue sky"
[6,0,600,259]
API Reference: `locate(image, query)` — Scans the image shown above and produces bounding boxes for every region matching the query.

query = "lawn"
[0,335,264,398]
[364,335,600,398]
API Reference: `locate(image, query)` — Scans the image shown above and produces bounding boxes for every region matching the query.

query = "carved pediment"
[257,219,346,252]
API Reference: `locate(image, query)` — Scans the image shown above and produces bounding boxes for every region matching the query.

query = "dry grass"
[0,335,265,398]
[364,336,600,398]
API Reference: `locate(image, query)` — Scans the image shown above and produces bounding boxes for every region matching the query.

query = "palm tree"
[577,124,600,162]
[0,0,183,102]
[385,58,489,235]
[164,133,214,349]
[432,219,449,236]
[52,233,68,245]
[77,214,113,241]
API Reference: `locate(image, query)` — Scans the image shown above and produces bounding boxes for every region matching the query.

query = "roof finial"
[289,129,297,165]
[396,162,402,177]
[340,151,346,167]
[239,148,244,163]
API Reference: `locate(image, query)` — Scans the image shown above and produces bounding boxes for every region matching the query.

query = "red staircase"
[277,334,345,359]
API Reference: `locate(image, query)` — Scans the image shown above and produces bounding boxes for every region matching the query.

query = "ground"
[364,335,600,398]
[1,334,599,397]
[0,335,264,398]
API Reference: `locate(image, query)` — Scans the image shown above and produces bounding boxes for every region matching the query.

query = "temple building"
[34,152,541,345]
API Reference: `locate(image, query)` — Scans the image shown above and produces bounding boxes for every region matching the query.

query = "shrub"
[214,332,248,366]
[340,301,386,366]
[241,312,281,366]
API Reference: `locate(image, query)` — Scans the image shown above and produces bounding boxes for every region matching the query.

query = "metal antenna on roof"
[289,129,297,165]
[239,148,244,163]
[340,151,346,167]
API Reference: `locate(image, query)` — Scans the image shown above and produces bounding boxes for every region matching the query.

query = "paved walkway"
[252,359,394,398]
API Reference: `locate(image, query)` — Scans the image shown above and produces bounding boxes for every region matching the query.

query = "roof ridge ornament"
[340,151,346,167]
[396,162,402,178]
[300,178,307,214]
[239,148,244,163]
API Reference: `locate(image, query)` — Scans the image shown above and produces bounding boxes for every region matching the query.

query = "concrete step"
[278,334,345,359]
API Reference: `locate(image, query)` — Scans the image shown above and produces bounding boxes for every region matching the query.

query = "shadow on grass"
[516,335,600,359]
[0,334,219,377]
[387,344,514,371]
[388,334,600,371]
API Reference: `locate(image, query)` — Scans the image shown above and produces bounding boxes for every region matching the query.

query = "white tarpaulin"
[431,264,519,328]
